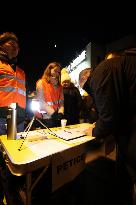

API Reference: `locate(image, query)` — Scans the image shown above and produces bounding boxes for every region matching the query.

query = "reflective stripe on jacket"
[36,79,64,111]
[0,62,26,109]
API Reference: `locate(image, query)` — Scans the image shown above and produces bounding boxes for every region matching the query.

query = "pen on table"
[64,130,72,134]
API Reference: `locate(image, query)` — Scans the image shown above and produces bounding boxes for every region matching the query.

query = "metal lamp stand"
[18,116,53,151]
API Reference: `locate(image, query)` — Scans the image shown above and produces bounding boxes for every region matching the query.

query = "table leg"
[26,173,32,205]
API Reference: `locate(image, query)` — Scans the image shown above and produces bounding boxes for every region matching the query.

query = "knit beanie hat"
[61,72,71,84]
[61,68,71,84]
[0,32,18,45]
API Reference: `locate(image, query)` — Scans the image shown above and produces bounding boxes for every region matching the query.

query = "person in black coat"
[79,68,98,123]
[61,71,82,125]
[84,48,136,204]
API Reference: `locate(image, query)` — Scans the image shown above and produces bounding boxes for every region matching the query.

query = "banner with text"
[52,144,86,192]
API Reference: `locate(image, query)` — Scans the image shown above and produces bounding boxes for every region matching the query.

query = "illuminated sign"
[70,50,86,69]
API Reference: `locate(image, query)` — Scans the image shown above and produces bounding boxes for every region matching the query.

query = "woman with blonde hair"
[35,62,64,127]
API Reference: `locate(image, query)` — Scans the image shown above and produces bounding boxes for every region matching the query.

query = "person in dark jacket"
[84,48,136,204]
[79,68,98,123]
[61,70,82,125]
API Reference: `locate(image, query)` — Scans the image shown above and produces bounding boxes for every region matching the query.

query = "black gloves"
[51,111,64,120]
[51,111,58,119]
[57,113,64,120]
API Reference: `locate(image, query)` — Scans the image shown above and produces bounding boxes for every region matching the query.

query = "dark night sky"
[0,14,135,91]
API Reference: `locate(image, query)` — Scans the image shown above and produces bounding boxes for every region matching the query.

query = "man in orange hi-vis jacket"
[0,32,26,204]
[0,32,26,136]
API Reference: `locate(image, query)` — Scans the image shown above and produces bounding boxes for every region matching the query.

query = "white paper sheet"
[53,127,86,140]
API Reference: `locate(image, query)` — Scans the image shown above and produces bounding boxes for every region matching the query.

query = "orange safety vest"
[0,62,26,109]
[36,79,64,111]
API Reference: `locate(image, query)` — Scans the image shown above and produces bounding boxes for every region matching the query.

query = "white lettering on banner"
[52,144,86,192]
[70,50,86,69]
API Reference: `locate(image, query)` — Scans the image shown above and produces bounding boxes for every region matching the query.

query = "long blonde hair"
[42,62,62,84]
